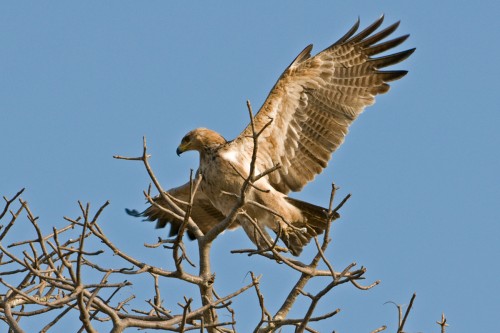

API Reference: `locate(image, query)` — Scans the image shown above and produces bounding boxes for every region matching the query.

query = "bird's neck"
[199,145,221,163]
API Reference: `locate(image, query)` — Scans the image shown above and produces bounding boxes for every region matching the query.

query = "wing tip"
[370,48,416,69]
[288,44,313,69]
[125,208,143,217]
[346,15,386,44]
[365,34,411,56]
[331,17,361,47]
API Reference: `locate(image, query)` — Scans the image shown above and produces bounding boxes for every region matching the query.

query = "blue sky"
[1,1,499,332]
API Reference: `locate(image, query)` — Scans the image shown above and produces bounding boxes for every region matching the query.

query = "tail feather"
[282,197,331,256]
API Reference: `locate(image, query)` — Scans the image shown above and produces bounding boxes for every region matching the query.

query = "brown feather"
[281,197,329,256]
[127,181,229,239]
[235,17,414,194]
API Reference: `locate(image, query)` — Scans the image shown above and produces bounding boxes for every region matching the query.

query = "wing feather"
[127,181,228,238]
[344,15,385,44]
[234,17,415,193]
[332,18,361,46]
[357,21,402,48]
[365,35,409,56]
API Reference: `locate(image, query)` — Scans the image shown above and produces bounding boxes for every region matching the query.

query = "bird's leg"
[239,215,286,253]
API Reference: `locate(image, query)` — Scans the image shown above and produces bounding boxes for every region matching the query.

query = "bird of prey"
[128,16,414,256]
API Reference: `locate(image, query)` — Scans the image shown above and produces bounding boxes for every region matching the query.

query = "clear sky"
[1,1,499,332]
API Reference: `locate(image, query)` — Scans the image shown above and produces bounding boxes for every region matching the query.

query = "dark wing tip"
[357,20,402,49]
[163,219,196,240]
[125,208,143,217]
[365,34,410,56]
[330,17,361,47]
[155,219,168,229]
[346,15,385,44]
[289,44,313,68]
[126,201,196,240]
[378,70,409,82]
[369,48,416,69]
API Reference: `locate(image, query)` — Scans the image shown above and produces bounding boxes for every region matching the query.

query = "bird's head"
[176,128,227,156]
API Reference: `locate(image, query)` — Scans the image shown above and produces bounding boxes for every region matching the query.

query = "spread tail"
[281,197,331,256]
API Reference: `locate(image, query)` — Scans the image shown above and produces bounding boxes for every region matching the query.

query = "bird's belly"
[199,150,279,220]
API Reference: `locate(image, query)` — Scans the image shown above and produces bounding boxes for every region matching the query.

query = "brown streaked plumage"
[128,16,414,256]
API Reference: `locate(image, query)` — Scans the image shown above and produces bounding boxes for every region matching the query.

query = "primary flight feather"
[128,16,414,256]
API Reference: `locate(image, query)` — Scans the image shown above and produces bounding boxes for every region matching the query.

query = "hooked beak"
[176,143,187,156]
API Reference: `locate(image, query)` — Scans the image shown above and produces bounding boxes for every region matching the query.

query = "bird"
[127,16,414,256]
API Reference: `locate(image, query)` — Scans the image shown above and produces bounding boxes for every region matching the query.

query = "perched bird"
[127,16,414,256]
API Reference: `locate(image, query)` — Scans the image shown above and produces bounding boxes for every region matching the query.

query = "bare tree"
[0,104,446,332]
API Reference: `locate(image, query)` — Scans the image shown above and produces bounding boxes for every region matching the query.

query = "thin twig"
[398,293,416,333]
[436,313,449,333]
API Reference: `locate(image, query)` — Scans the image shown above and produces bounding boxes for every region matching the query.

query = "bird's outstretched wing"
[126,181,228,238]
[234,16,415,194]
